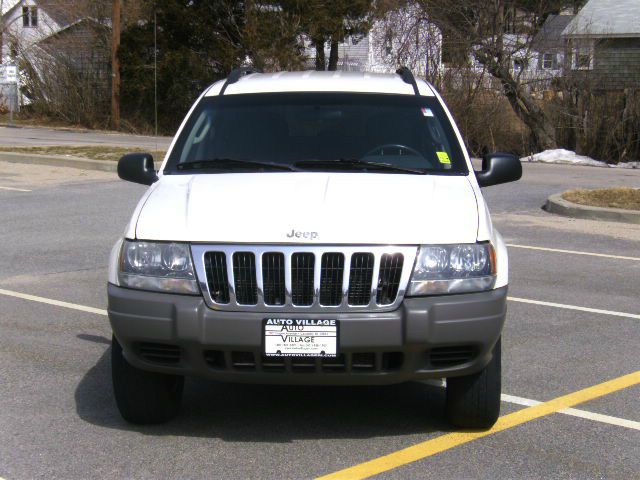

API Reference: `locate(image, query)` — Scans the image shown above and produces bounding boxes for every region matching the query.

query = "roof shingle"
[563,0,640,38]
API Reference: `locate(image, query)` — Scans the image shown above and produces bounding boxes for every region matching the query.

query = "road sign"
[5,66,17,83]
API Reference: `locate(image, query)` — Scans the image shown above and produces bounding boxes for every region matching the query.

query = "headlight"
[118,240,199,294]
[407,243,496,295]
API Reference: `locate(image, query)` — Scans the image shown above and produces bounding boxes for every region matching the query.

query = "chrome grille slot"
[233,252,257,305]
[376,253,404,305]
[319,253,344,306]
[291,252,315,306]
[262,252,285,305]
[204,252,230,304]
[348,253,374,305]
[193,245,417,313]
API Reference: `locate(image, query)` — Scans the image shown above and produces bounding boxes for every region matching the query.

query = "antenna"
[154,5,158,149]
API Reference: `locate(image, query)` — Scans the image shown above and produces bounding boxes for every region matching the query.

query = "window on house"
[384,33,393,56]
[572,44,593,70]
[542,53,554,69]
[22,6,38,28]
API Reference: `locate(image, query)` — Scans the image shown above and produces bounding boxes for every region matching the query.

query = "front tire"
[445,338,501,429]
[111,336,184,424]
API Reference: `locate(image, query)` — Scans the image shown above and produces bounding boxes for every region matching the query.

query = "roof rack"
[396,67,420,95]
[219,67,262,95]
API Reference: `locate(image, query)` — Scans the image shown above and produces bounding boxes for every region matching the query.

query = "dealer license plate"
[264,318,338,357]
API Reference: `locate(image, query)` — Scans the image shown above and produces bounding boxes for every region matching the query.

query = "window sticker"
[436,151,451,164]
[421,107,434,117]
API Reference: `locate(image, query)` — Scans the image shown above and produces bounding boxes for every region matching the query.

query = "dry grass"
[0,146,167,162]
[563,188,640,211]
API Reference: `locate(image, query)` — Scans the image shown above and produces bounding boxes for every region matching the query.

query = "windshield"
[164,93,468,175]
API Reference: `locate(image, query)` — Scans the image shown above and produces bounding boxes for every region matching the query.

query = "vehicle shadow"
[74,346,451,441]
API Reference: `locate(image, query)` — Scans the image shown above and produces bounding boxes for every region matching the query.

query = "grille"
[204,252,229,304]
[291,253,315,305]
[137,343,181,365]
[319,253,344,306]
[233,252,257,305]
[262,252,285,305]
[348,253,375,305]
[204,350,404,373]
[376,253,404,305]
[193,245,417,312]
[429,345,476,367]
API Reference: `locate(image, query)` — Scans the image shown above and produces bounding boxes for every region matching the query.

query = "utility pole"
[1,0,5,64]
[111,0,121,130]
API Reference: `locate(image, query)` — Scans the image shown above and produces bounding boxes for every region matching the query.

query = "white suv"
[108,67,521,428]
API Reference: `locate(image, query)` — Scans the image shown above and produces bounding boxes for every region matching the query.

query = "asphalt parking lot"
[0,158,638,479]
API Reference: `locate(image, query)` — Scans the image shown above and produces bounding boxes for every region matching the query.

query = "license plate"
[264,318,338,357]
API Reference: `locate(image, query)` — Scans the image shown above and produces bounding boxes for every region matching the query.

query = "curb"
[0,152,117,172]
[0,122,90,133]
[545,193,640,224]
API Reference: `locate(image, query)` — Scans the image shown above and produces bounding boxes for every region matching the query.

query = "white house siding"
[302,2,443,79]
[2,0,61,62]
[1,1,61,107]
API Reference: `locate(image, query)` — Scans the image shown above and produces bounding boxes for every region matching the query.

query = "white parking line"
[508,296,640,320]
[0,185,31,192]
[502,393,640,431]
[0,288,107,316]
[0,288,637,321]
[507,243,640,262]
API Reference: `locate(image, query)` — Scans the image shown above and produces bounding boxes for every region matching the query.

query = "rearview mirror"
[475,152,522,187]
[117,153,158,186]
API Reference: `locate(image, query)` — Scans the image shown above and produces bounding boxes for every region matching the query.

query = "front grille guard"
[191,245,418,313]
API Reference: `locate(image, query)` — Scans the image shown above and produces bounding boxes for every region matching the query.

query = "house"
[531,14,574,83]
[0,0,109,107]
[1,0,77,62]
[562,0,640,90]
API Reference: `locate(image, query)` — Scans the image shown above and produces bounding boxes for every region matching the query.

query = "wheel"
[445,338,501,429]
[111,335,184,424]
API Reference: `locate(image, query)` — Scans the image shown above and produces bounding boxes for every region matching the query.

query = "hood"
[134,172,479,244]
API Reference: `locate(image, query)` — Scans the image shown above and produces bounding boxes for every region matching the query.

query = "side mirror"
[117,153,158,186]
[475,152,522,187]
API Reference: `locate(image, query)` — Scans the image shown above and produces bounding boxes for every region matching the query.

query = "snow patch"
[521,149,639,169]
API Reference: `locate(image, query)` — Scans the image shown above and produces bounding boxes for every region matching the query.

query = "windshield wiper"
[176,158,299,172]
[295,158,425,175]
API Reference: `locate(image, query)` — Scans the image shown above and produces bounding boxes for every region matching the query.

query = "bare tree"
[417,0,565,151]
[369,2,443,82]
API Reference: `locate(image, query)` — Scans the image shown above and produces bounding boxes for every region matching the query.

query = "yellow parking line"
[507,243,640,262]
[316,370,640,480]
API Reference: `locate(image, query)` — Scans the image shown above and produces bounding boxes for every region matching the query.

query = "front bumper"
[108,284,507,385]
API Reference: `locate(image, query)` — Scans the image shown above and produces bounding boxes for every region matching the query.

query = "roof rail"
[396,66,420,95]
[219,67,262,95]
